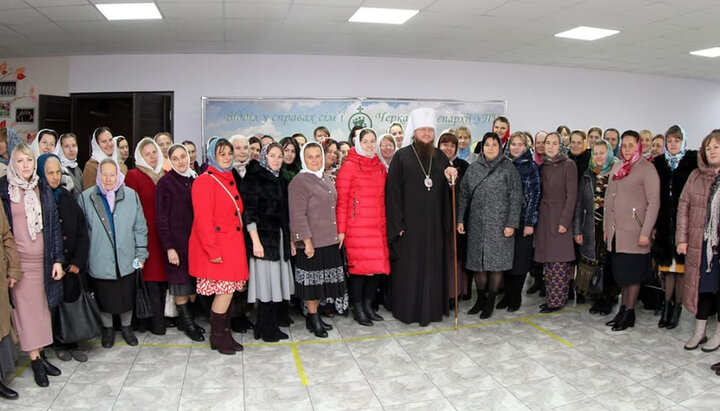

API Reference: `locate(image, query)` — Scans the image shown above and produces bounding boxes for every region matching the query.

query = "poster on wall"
[0,102,9,117]
[202,97,506,157]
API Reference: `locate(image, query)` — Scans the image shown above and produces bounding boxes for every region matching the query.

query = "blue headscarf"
[664,126,687,170]
[457,146,470,161]
[589,139,616,175]
[207,137,232,172]
[36,153,62,203]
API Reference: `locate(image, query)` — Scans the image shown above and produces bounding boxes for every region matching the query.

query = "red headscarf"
[612,139,642,181]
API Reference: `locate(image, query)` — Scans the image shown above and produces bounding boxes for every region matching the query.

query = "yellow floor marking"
[520,318,574,347]
[291,344,309,386]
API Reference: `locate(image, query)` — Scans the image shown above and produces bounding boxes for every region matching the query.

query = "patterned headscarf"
[590,139,616,175]
[207,137,232,172]
[612,136,643,181]
[260,143,282,177]
[7,144,42,240]
[664,125,687,170]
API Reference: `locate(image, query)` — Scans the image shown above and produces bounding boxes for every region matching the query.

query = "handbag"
[135,269,153,319]
[55,274,101,344]
[588,264,605,295]
[164,289,178,317]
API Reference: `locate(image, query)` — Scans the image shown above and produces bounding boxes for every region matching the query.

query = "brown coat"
[676,155,716,314]
[604,159,660,254]
[534,155,577,263]
[82,159,128,190]
[0,199,22,339]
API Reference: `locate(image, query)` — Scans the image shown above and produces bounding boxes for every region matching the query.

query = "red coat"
[336,148,390,275]
[188,167,249,282]
[125,169,167,282]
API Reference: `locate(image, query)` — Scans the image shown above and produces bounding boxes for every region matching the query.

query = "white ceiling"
[1,0,719,81]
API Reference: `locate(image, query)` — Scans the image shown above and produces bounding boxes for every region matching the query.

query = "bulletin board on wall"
[201,97,507,159]
[0,61,38,143]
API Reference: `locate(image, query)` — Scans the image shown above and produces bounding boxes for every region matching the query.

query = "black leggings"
[350,275,381,303]
[696,292,720,320]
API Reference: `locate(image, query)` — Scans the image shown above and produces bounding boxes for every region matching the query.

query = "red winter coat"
[188,167,249,282]
[336,148,390,275]
[125,169,167,282]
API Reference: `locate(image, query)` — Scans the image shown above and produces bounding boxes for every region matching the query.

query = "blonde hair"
[12,142,34,160]
[154,132,172,143]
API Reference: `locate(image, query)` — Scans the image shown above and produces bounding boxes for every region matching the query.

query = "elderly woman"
[79,158,147,348]
[55,133,83,198]
[280,137,301,182]
[0,200,20,399]
[156,144,204,342]
[502,132,540,312]
[241,143,295,342]
[653,125,697,330]
[188,138,247,355]
[289,142,347,337]
[125,138,168,335]
[534,132,578,313]
[574,140,617,316]
[154,132,173,172]
[82,127,127,190]
[30,129,58,157]
[604,130,660,331]
[676,132,720,351]
[37,154,90,362]
[0,143,65,387]
[458,132,522,319]
[336,129,390,326]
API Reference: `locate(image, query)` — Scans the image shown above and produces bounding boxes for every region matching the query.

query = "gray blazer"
[288,172,340,249]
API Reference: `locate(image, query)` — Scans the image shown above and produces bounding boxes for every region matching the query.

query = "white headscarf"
[54,133,78,169]
[134,137,164,175]
[113,136,127,163]
[299,141,325,179]
[229,134,251,177]
[7,145,43,240]
[30,128,57,158]
[377,133,397,170]
[90,127,119,164]
[353,128,377,159]
[167,143,197,178]
[403,107,436,148]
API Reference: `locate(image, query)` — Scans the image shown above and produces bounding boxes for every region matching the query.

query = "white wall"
[60,53,720,149]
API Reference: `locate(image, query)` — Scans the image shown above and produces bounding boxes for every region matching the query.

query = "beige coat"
[0,199,22,339]
[604,159,660,254]
[676,155,717,314]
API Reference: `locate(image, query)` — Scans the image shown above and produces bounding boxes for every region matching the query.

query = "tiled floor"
[3,286,720,411]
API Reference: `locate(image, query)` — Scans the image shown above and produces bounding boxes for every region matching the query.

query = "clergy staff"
[385,107,458,326]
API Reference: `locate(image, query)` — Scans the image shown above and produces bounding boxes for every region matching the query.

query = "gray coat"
[458,155,523,272]
[78,186,149,280]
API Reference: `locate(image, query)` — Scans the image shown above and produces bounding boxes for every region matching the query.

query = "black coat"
[0,177,65,308]
[239,161,291,261]
[568,149,591,185]
[56,188,90,301]
[652,151,698,265]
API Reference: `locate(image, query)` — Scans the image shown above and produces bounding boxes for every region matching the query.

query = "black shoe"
[70,349,88,363]
[658,300,672,328]
[363,299,383,321]
[507,306,520,313]
[598,299,613,316]
[589,301,602,314]
[480,292,496,319]
[612,309,635,331]
[353,302,373,326]
[496,298,509,310]
[54,348,72,362]
[120,326,139,346]
[606,305,627,327]
[306,313,328,338]
[540,306,562,314]
[39,352,61,377]
[0,382,18,400]
[177,303,205,342]
[526,282,541,295]
[666,303,682,330]
[31,358,49,387]
[101,327,115,348]
[468,292,486,315]
[150,318,166,336]
[319,317,333,331]
[230,314,253,333]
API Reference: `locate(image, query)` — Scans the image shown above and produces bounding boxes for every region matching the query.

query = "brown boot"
[209,311,236,355]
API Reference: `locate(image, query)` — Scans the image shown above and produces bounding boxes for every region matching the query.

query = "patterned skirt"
[197,278,246,296]
[295,244,348,314]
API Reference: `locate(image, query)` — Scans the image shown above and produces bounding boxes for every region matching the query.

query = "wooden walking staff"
[451,174,458,330]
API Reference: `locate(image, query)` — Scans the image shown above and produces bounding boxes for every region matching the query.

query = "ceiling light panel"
[348,7,418,24]
[690,47,720,58]
[96,3,162,21]
[554,26,619,41]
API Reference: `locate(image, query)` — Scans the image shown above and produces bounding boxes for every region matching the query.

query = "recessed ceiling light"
[554,26,619,41]
[690,47,720,58]
[348,7,418,25]
[96,3,162,21]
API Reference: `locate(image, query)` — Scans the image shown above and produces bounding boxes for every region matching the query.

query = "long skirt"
[89,271,137,314]
[612,252,652,287]
[545,262,571,309]
[294,244,348,313]
[11,258,52,352]
[247,230,295,303]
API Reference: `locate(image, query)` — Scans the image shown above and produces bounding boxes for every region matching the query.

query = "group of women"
[1,117,720,400]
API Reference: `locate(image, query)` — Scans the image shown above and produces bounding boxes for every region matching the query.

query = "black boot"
[606,305,627,326]
[253,303,279,343]
[363,299,383,321]
[0,381,18,400]
[276,300,294,327]
[39,351,61,377]
[496,297,509,310]
[31,358,49,387]
[101,327,114,348]
[612,308,636,331]
[231,313,254,333]
[589,300,602,314]
[306,313,328,338]
[468,291,486,315]
[666,302,682,330]
[319,317,333,330]
[480,292,496,319]
[271,303,289,340]
[658,300,672,328]
[353,302,372,326]
[177,303,205,342]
